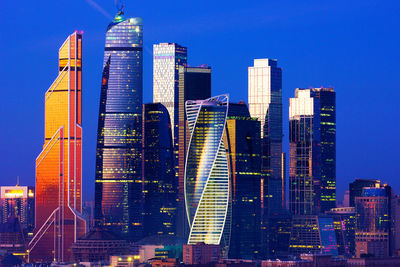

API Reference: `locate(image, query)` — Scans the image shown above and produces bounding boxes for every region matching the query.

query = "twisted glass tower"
[95,11,143,241]
[184,95,231,254]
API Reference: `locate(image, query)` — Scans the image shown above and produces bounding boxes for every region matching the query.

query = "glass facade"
[326,207,356,257]
[355,185,392,257]
[289,88,336,215]
[349,179,381,207]
[29,32,86,262]
[225,102,262,259]
[185,95,231,255]
[177,66,211,239]
[142,103,177,237]
[153,43,187,141]
[94,12,143,241]
[289,215,338,256]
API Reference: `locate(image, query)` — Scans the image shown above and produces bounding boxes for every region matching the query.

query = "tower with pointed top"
[94,10,144,241]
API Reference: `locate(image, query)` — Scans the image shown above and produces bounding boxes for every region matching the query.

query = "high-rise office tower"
[289,215,338,257]
[326,207,356,257]
[29,32,86,262]
[248,59,284,216]
[1,186,35,232]
[95,10,143,241]
[225,102,261,259]
[355,185,393,257]
[349,179,381,207]
[289,88,336,215]
[185,95,231,255]
[142,103,177,237]
[153,43,188,140]
[177,66,211,239]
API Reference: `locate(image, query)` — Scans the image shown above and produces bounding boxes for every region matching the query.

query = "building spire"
[115,0,124,15]
[16,176,19,186]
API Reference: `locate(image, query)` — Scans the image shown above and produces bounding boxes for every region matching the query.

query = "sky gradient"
[1,0,399,201]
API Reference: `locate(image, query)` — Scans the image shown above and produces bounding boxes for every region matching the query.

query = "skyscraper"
[289,215,338,257]
[177,66,211,239]
[225,102,262,259]
[289,88,336,215]
[95,10,143,241]
[29,32,86,262]
[355,185,393,257]
[142,103,177,237]
[153,43,187,140]
[248,59,284,216]
[1,185,34,232]
[185,95,231,255]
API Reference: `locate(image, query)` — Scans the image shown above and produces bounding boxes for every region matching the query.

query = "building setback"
[94,10,143,241]
[29,32,86,262]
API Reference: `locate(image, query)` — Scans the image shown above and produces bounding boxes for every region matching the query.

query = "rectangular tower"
[29,32,86,262]
[248,59,284,216]
[225,102,262,259]
[153,43,187,141]
[289,88,336,215]
[1,186,35,232]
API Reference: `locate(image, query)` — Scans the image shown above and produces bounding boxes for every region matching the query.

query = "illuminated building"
[0,217,27,260]
[349,179,381,207]
[94,10,143,241]
[177,66,211,239]
[1,186,34,232]
[143,103,177,237]
[289,88,336,215]
[355,185,393,257]
[248,59,284,216]
[185,95,231,254]
[289,215,338,256]
[153,43,187,141]
[326,207,356,257]
[29,32,86,262]
[225,102,262,259]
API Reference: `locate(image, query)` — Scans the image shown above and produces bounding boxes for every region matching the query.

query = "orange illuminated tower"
[28,32,86,263]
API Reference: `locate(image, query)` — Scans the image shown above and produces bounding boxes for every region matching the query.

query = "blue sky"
[0,0,399,201]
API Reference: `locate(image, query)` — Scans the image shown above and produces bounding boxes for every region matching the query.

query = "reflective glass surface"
[95,13,143,241]
[30,33,85,263]
[185,95,231,254]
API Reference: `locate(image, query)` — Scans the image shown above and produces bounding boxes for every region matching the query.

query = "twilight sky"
[0,0,399,201]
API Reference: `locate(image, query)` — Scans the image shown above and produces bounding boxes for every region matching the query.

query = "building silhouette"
[142,103,177,237]
[29,32,86,262]
[225,102,262,259]
[94,10,143,241]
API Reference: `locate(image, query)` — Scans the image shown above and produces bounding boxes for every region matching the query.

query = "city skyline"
[1,0,400,204]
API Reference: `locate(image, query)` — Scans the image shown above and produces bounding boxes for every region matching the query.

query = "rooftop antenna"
[115,0,124,15]
[16,176,19,186]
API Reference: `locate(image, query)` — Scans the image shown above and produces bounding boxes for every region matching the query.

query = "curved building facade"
[184,95,231,254]
[95,11,143,241]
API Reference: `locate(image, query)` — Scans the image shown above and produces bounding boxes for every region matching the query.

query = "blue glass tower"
[95,10,143,241]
